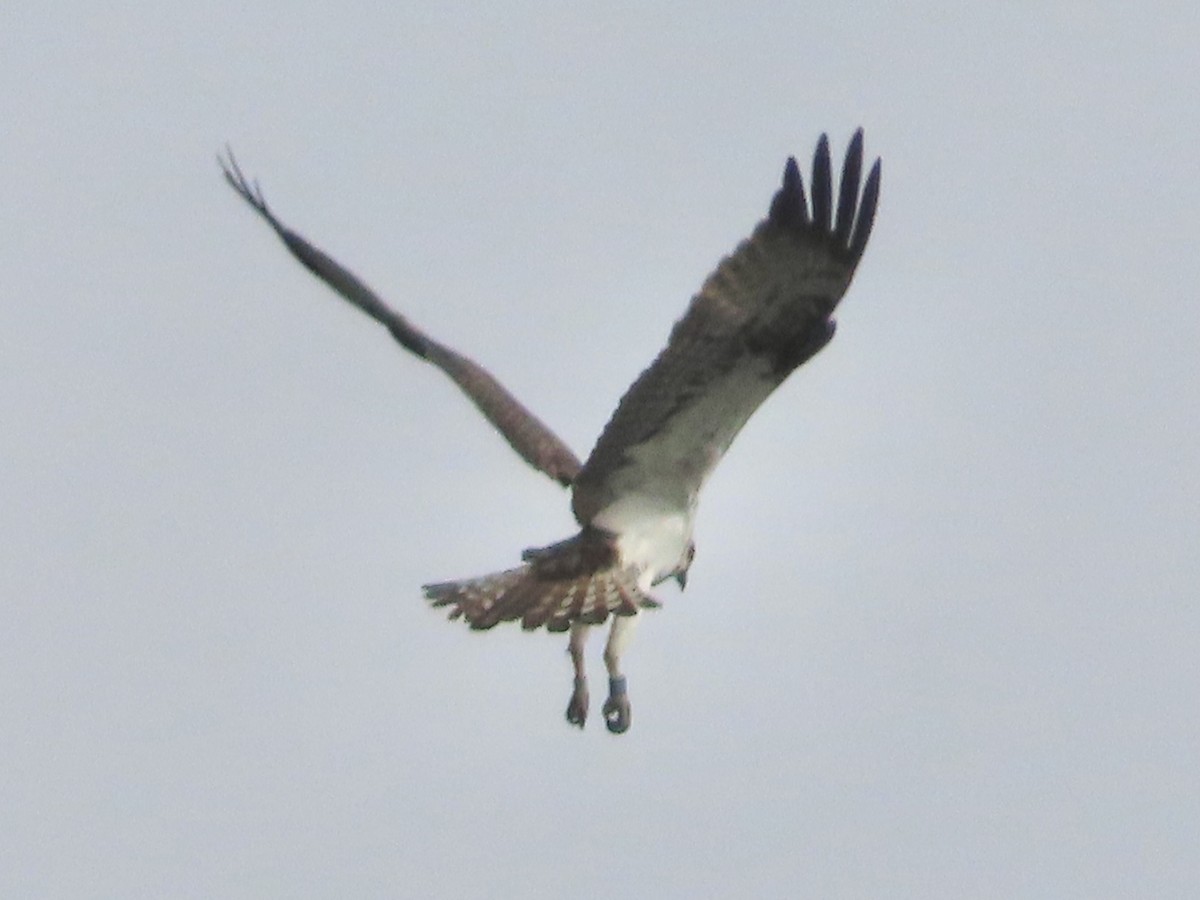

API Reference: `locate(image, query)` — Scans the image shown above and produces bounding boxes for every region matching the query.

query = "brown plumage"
[218,151,582,488]
[221,135,880,635]
[570,133,880,524]
[424,530,658,633]
[221,133,881,734]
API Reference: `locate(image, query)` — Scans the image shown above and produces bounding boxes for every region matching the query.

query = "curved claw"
[602,676,631,734]
[565,678,589,729]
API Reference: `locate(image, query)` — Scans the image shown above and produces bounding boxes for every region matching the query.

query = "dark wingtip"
[766,131,879,262]
[218,145,275,224]
[783,155,800,189]
[768,156,808,229]
[811,134,833,233]
[833,128,864,248]
[848,157,881,265]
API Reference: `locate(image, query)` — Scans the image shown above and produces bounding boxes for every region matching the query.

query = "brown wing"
[571,131,880,524]
[219,149,582,487]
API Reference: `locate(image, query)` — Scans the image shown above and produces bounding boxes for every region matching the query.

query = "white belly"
[591,493,694,590]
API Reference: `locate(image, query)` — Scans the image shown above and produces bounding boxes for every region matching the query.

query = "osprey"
[221,132,880,734]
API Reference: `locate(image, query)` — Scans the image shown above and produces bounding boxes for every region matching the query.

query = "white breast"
[591,493,694,591]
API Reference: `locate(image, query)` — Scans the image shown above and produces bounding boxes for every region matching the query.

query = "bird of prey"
[220,132,880,734]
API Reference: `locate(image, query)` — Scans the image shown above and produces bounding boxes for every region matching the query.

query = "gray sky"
[3,4,1197,897]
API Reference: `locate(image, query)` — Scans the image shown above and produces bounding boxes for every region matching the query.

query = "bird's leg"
[601,610,641,734]
[565,623,590,728]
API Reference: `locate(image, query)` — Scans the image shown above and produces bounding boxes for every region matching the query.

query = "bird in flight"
[220,132,880,734]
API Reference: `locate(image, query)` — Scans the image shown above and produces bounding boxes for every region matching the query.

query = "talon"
[565,677,588,729]
[602,695,631,734]
[602,676,631,734]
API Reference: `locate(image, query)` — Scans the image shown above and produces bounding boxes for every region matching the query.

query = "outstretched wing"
[219,150,582,487]
[571,131,880,524]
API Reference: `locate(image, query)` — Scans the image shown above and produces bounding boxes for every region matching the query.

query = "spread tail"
[423,531,660,633]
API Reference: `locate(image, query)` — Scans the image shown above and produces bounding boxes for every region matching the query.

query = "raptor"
[221,132,880,734]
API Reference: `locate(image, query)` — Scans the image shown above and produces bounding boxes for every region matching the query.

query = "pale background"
[2,4,1197,897]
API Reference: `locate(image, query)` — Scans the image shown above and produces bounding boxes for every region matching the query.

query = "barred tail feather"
[423,565,660,633]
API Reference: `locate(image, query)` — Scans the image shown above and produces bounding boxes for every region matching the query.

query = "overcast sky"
[2,4,1197,898]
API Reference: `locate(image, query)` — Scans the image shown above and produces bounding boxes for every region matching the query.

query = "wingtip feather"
[810,134,833,232]
[848,157,881,265]
[768,155,808,228]
[783,155,800,186]
[833,129,864,248]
